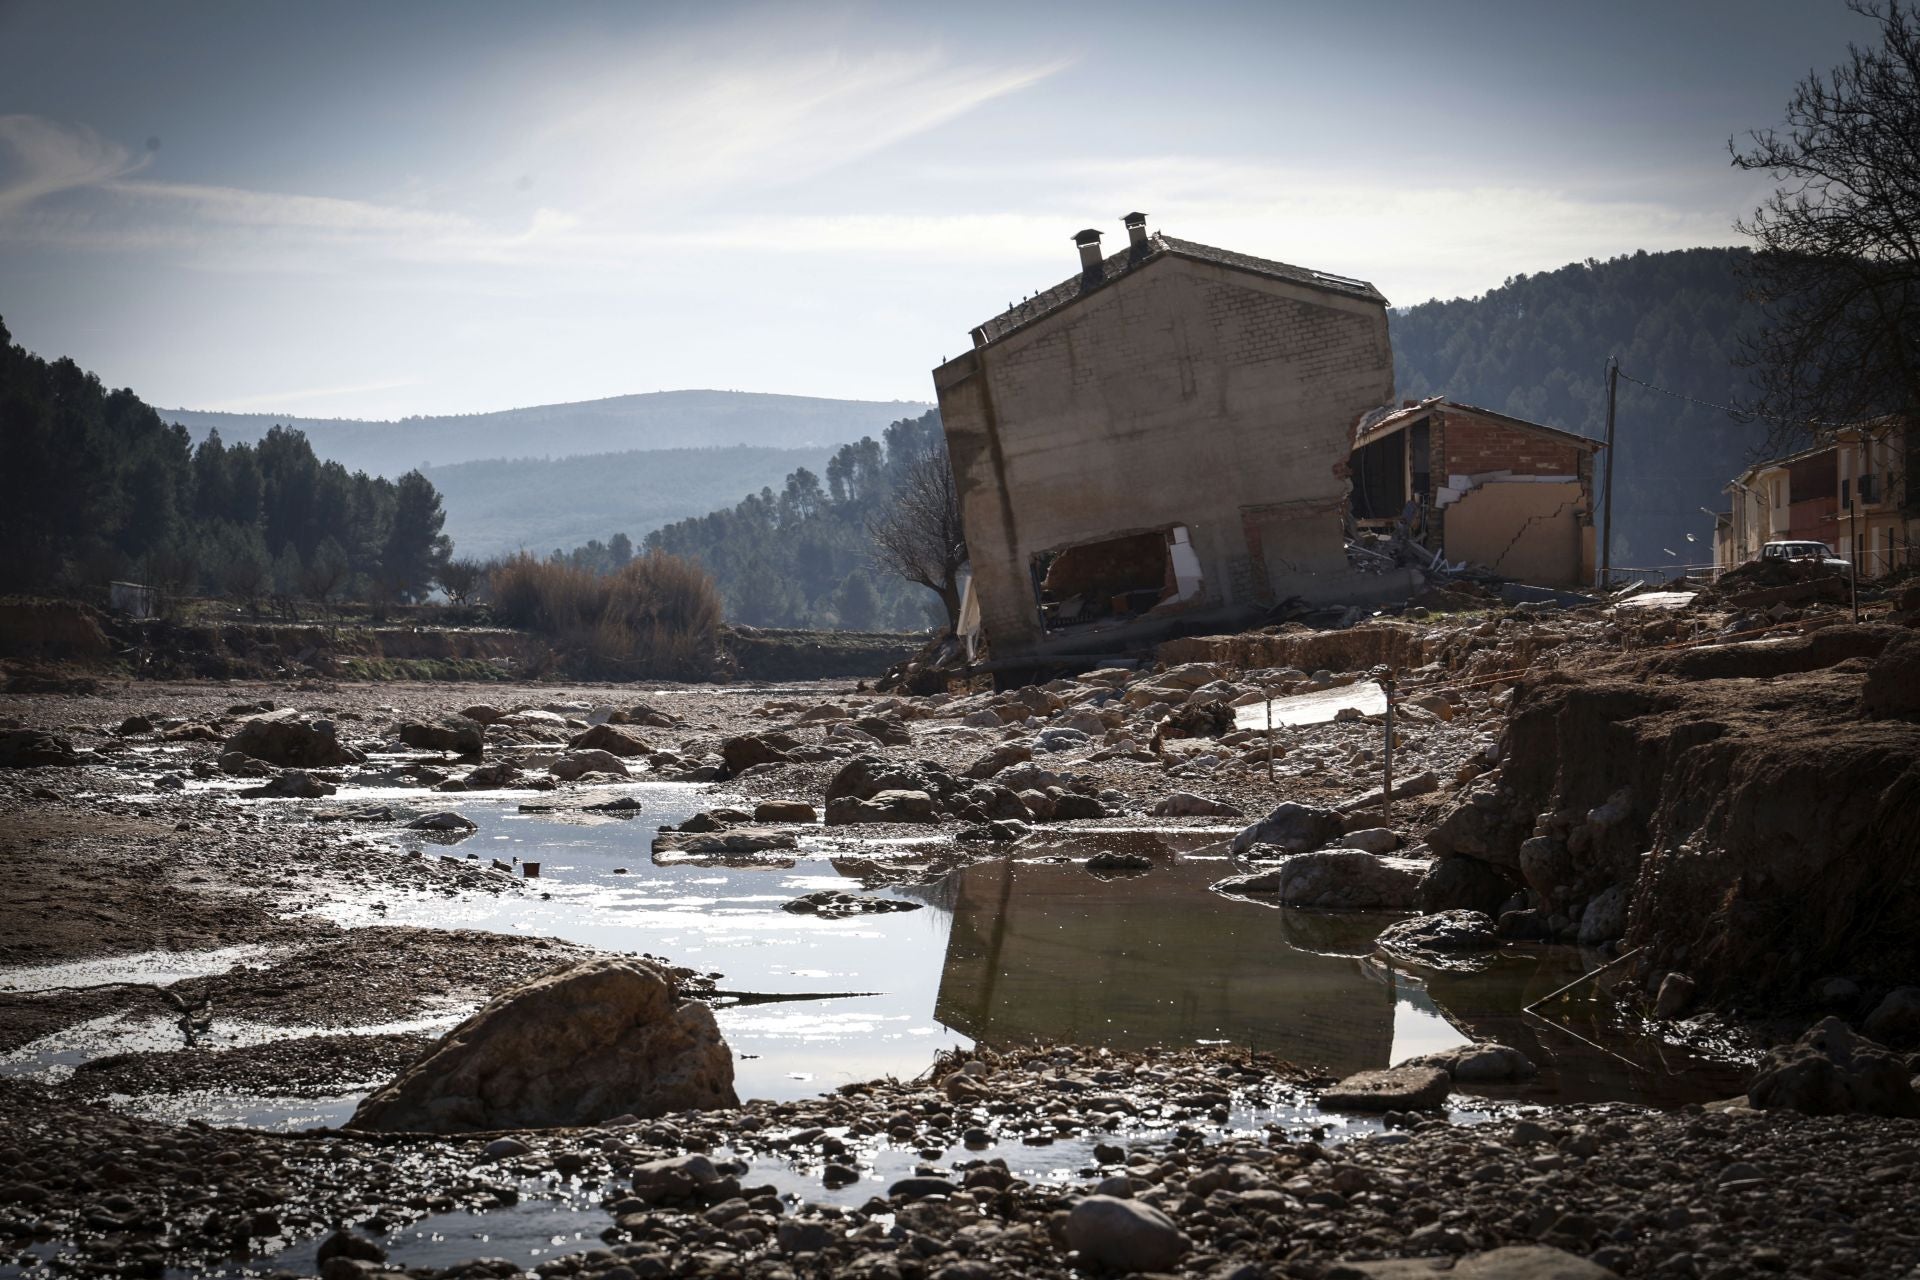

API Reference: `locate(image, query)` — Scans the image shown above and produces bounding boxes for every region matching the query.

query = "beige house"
[931,215,1398,664]
[1720,422,1913,578]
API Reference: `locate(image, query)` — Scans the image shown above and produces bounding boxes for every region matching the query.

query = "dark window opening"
[1031,525,1202,634]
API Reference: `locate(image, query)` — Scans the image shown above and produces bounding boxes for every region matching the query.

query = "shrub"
[485,551,720,679]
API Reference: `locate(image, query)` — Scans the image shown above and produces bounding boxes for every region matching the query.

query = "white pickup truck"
[1758,540,1851,572]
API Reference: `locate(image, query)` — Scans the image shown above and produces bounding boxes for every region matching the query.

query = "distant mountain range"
[423,444,836,562]
[158,389,930,478]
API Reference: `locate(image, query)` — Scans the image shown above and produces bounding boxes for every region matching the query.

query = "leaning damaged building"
[933,215,1399,663]
[932,216,1606,664]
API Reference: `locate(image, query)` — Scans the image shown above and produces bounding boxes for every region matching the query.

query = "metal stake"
[1382,668,1396,825]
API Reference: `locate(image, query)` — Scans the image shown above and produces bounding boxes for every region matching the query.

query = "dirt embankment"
[0,596,925,685]
[1461,625,1920,1012]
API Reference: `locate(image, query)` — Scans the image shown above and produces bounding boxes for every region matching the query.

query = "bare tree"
[436,557,485,605]
[867,449,967,632]
[1731,1,1920,468]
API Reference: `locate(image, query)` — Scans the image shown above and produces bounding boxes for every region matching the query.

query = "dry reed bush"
[487,552,720,679]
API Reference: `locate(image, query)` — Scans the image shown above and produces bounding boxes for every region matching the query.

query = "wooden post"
[1265,683,1275,785]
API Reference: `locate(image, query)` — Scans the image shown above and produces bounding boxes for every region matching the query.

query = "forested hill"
[1391,247,1770,574]
[160,390,930,478]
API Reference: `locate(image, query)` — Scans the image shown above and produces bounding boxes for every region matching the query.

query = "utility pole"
[1599,356,1618,590]
[1850,497,1860,624]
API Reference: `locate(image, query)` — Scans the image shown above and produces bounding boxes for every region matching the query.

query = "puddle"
[20,783,1744,1130]
[1235,682,1388,731]
[0,945,274,993]
[0,1003,472,1083]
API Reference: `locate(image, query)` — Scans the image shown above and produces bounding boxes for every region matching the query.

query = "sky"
[0,0,1880,418]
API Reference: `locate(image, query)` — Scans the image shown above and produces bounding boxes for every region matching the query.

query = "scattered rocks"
[349,957,738,1131]
[1086,850,1153,873]
[406,810,477,832]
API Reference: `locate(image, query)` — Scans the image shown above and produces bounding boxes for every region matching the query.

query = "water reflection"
[932,838,1463,1076]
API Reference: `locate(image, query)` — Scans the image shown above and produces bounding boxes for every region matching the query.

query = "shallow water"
[1,780,1748,1131]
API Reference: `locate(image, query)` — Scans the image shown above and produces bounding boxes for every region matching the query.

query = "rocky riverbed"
[3,586,1918,1277]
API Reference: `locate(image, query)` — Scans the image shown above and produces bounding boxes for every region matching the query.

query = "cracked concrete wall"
[933,256,1392,658]
[1444,481,1587,586]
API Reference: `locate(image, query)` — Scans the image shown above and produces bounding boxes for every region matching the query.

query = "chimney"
[1073,228,1104,277]
[1123,211,1149,252]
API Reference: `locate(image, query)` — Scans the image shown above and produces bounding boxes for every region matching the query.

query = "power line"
[1613,368,1877,431]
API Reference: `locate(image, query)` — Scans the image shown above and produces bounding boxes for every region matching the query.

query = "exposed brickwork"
[1437,409,1584,477]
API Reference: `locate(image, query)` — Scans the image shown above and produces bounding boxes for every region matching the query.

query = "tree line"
[518,409,958,632]
[0,317,451,610]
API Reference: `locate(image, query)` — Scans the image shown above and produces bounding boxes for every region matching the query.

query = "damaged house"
[932,214,1398,664]
[1349,397,1603,588]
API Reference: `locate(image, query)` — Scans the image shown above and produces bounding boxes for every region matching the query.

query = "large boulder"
[224,709,360,768]
[1319,1065,1451,1112]
[1424,787,1525,869]
[825,789,938,825]
[1063,1195,1190,1273]
[1150,791,1243,819]
[1333,1247,1619,1278]
[1862,632,1920,719]
[1416,855,1519,916]
[824,756,946,805]
[1864,987,1920,1048]
[550,749,630,781]
[1747,1016,1920,1116]
[348,957,737,1132]
[1216,850,1425,910]
[570,724,652,757]
[239,770,337,799]
[0,730,79,768]
[1376,910,1496,957]
[1402,1041,1536,1083]
[1231,801,1344,854]
[399,714,485,755]
[963,742,1032,780]
[720,735,790,774]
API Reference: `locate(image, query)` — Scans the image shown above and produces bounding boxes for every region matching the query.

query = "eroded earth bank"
[3,583,1920,1279]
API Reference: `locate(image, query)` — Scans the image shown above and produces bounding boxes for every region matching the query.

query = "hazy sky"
[0,0,1875,417]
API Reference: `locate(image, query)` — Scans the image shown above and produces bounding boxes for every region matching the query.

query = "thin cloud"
[199,376,421,413]
[0,114,147,215]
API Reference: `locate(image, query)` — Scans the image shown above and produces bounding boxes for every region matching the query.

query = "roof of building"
[1353,395,1605,452]
[970,233,1387,346]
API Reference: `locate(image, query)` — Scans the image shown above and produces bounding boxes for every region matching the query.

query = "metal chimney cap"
[1121,211,1148,226]
[1071,228,1104,245]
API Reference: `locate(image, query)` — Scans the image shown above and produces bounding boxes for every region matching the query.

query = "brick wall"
[1437,410,1583,478]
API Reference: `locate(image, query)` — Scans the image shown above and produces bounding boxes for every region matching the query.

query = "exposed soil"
[2,582,1918,1278]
